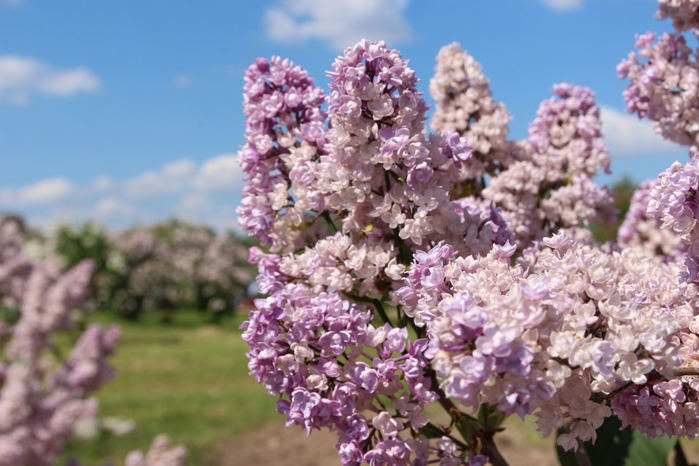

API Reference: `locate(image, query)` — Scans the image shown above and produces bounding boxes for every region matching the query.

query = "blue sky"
[0,0,690,229]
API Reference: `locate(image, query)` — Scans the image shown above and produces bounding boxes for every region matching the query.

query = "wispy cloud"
[0,55,101,104]
[540,0,583,12]
[0,178,76,206]
[600,105,686,157]
[0,154,244,229]
[265,0,412,50]
[174,73,193,88]
[0,0,24,7]
[192,155,243,191]
[124,159,198,199]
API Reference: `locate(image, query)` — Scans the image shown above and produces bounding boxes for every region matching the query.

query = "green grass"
[62,309,278,466]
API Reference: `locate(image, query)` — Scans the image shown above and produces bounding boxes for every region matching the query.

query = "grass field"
[62,309,278,466]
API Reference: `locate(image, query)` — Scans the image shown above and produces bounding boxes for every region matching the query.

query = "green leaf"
[0,306,20,325]
[476,403,506,430]
[625,431,675,466]
[453,416,475,448]
[556,416,677,466]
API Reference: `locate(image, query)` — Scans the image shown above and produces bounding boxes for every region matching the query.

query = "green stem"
[321,211,338,234]
[429,370,510,466]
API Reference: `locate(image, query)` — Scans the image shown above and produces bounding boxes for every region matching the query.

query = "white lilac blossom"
[649,156,699,282]
[430,42,515,189]
[397,233,698,450]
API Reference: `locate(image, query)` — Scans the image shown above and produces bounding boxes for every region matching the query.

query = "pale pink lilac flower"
[0,216,120,466]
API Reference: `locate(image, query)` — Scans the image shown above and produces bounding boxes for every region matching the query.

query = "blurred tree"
[590,175,637,243]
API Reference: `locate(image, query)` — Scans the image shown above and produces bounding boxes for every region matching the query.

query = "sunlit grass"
[62,309,277,466]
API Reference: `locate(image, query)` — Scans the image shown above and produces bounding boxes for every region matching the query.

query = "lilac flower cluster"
[658,0,699,33]
[428,44,613,248]
[619,0,699,154]
[429,43,515,185]
[237,56,328,251]
[648,156,699,281]
[0,216,121,465]
[483,84,614,247]
[243,250,450,465]
[124,435,187,466]
[618,180,684,257]
[0,216,188,465]
[69,220,252,318]
[397,233,697,449]
[238,27,699,464]
[238,40,523,466]
[316,39,491,255]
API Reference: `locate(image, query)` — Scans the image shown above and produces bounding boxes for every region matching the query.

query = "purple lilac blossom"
[238,30,699,464]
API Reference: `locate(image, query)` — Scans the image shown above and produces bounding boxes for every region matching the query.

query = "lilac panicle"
[0,216,121,466]
[483,84,614,247]
[237,56,328,252]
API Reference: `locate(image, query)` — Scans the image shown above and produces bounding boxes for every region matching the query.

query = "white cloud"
[0,55,101,104]
[192,154,242,191]
[122,156,242,198]
[92,176,115,193]
[0,178,75,206]
[0,154,246,229]
[600,106,686,157]
[174,73,193,88]
[179,193,214,213]
[265,0,412,50]
[540,0,583,12]
[94,197,136,218]
[0,0,23,6]
[124,159,197,198]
